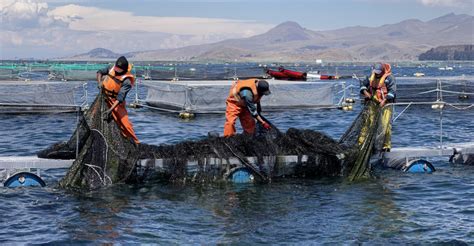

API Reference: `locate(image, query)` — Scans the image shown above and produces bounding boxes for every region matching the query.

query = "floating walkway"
[378,142,474,172]
[0,154,330,185]
[384,142,474,160]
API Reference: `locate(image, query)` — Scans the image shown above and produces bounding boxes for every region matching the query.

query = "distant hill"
[64,48,122,60]
[419,45,474,60]
[65,13,474,62]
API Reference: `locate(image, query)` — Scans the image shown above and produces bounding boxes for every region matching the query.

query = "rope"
[223,142,268,182]
[392,102,412,122]
[89,128,112,186]
[446,103,474,110]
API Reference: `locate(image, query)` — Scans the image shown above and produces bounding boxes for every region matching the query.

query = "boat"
[265,67,306,80]
[307,71,339,80]
[265,69,289,80]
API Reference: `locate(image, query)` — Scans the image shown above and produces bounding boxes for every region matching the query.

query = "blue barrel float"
[3,172,46,188]
[403,159,436,173]
[228,168,255,183]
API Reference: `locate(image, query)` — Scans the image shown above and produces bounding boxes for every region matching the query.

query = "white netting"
[395,76,474,103]
[141,80,343,113]
[0,81,79,106]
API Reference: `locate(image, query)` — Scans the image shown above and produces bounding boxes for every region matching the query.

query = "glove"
[262,122,271,130]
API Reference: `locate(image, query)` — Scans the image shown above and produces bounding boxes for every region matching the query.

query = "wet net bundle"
[41,94,141,190]
[339,101,385,181]
[39,92,382,190]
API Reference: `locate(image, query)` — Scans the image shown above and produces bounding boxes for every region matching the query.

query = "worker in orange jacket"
[224,79,272,137]
[96,56,139,144]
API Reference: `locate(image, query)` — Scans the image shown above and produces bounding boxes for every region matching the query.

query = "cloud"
[418,0,472,7]
[0,0,67,30]
[47,4,270,36]
[0,0,271,58]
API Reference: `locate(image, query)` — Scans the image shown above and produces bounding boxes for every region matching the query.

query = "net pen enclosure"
[138,79,352,114]
[0,80,88,114]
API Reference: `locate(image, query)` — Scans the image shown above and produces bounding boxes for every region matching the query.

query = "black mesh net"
[340,101,384,181]
[39,94,383,190]
[39,94,141,191]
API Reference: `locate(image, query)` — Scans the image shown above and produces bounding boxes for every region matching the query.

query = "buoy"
[4,172,46,188]
[458,94,469,100]
[228,168,255,183]
[342,105,349,111]
[129,102,142,108]
[347,104,353,110]
[431,102,445,109]
[179,112,195,119]
[345,98,356,104]
[402,159,435,173]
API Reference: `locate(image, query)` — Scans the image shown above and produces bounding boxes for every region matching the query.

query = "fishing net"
[142,80,340,113]
[137,127,351,183]
[340,101,385,181]
[396,77,474,103]
[39,94,386,190]
[0,81,82,113]
[52,94,140,190]
[0,81,77,105]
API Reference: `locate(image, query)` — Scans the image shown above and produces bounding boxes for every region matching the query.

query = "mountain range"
[66,13,474,62]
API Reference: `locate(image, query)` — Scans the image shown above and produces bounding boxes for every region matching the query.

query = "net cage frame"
[0,80,88,114]
[390,76,474,103]
[137,79,353,114]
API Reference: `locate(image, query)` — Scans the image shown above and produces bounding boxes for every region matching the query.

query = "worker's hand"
[262,122,271,130]
[379,99,387,108]
[102,109,112,121]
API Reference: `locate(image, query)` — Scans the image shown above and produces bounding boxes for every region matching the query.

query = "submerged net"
[39,94,384,190]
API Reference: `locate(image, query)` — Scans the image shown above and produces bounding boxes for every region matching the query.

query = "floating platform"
[0,154,332,185]
[379,142,474,170]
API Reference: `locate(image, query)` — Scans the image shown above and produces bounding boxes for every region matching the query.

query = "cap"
[257,80,271,95]
[373,63,383,75]
[115,56,129,71]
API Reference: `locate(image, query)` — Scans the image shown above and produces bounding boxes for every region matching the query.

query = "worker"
[224,79,272,137]
[96,56,140,144]
[359,63,396,151]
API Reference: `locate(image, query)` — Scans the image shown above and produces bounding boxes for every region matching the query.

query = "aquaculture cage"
[395,76,474,103]
[138,79,350,113]
[48,63,111,81]
[0,81,87,113]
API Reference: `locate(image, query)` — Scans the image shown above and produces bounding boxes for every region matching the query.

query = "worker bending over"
[224,79,272,137]
[96,56,140,144]
[359,63,396,151]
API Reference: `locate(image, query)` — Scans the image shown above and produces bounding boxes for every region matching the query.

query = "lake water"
[0,64,473,244]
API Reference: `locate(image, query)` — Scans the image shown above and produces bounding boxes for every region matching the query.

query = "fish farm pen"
[138,79,352,113]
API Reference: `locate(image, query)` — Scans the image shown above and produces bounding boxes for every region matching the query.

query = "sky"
[1,0,473,59]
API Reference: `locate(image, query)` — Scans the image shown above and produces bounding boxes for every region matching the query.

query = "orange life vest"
[369,63,391,102]
[102,64,135,101]
[227,79,262,106]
